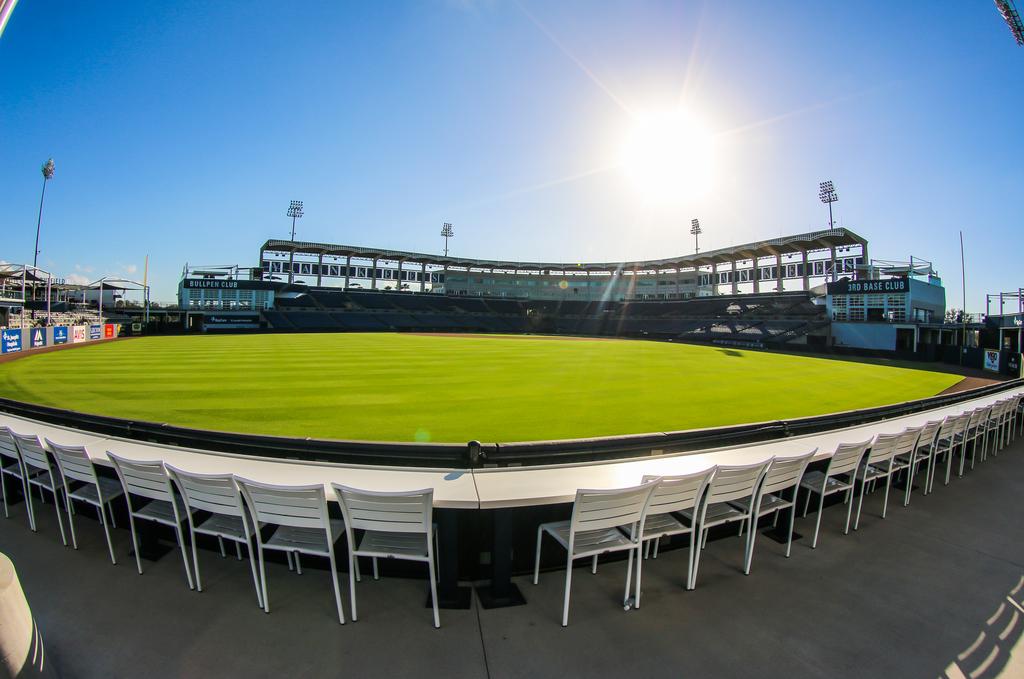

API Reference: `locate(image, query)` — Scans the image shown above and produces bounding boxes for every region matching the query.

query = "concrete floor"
[3,438,1024,678]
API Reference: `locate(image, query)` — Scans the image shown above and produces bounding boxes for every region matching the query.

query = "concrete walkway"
[2,438,1023,678]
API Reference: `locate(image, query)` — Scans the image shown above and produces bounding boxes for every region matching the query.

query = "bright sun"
[619,110,716,205]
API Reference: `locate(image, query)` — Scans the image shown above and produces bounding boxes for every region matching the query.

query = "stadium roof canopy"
[262,227,867,273]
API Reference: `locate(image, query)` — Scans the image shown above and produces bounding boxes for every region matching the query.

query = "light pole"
[29,159,54,319]
[690,218,702,254]
[818,180,838,228]
[441,222,454,257]
[286,200,303,283]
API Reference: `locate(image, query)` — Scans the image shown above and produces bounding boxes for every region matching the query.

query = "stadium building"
[177,227,967,357]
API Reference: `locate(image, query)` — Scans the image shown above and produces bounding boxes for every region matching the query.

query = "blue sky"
[1,1,1021,308]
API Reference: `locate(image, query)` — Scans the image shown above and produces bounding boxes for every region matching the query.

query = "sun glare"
[619,110,716,205]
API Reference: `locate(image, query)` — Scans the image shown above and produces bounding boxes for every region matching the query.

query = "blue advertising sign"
[53,326,69,345]
[1,328,22,354]
[89,324,102,340]
[29,327,47,349]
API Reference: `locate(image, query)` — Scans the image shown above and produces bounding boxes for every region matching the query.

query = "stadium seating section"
[261,288,829,346]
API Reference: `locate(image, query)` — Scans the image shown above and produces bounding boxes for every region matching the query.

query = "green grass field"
[0,333,962,443]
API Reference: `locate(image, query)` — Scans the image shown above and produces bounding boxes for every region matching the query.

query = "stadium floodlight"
[690,218,703,254]
[996,0,1024,46]
[818,180,838,228]
[286,200,304,283]
[441,222,454,257]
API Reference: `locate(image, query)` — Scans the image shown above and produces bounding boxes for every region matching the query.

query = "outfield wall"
[0,323,120,355]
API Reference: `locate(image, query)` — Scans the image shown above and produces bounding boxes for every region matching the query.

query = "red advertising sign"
[104,323,115,339]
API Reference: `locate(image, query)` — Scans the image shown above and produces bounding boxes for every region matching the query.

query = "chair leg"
[802,488,812,517]
[591,555,598,575]
[533,528,543,585]
[561,556,574,627]
[854,480,866,531]
[626,548,637,609]
[843,487,854,535]
[51,488,68,547]
[427,557,440,628]
[235,541,242,560]
[372,556,378,580]
[744,517,758,575]
[174,522,195,590]
[785,503,797,558]
[348,553,358,621]
[192,528,203,592]
[653,536,660,559]
[218,536,226,558]
[24,480,36,532]
[246,539,263,610]
[881,473,892,519]
[65,496,79,550]
[1,473,9,519]
[813,492,826,547]
[127,514,143,575]
[258,545,270,614]
[295,552,303,575]
[691,528,705,589]
[686,529,696,590]
[100,503,117,565]
[327,546,345,625]
[287,552,294,571]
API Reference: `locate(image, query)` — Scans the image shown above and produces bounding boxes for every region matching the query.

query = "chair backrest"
[892,426,923,459]
[641,467,716,516]
[827,440,871,477]
[47,440,98,486]
[0,427,20,463]
[951,411,971,437]
[761,450,816,495]
[569,480,659,534]
[704,460,771,505]
[936,415,959,442]
[916,420,942,450]
[11,432,51,473]
[107,452,174,502]
[236,477,329,530]
[865,432,901,465]
[332,484,433,535]
[166,464,245,518]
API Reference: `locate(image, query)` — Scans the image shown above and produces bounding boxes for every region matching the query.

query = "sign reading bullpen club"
[29,327,46,348]
[53,326,69,345]
[89,324,102,340]
[827,278,909,295]
[1,328,22,354]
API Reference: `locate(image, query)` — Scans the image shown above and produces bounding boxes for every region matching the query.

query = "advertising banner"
[53,326,69,345]
[104,323,115,339]
[1,328,22,354]
[29,327,47,349]
[72,326,87,343]
[983,349,1001,373]
[89,324,102,340]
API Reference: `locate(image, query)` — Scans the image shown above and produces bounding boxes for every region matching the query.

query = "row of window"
[695,258,863,286]
[263,261,444,283]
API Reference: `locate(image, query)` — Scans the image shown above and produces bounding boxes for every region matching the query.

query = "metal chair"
[799,440,870,547]
[939,412,971,488]
[897,420,941,504]
[853,427,922,530]
[11,432,68,545]
[108,452,195,589]
[48,440,123,564]
[0,426,32,522]
[533,480,659,626]
[729,450,815,567]
[636,467,716,591]
[960,408,988,475]
[682,460,771,589]
[236,477,346,624]
[332,484,440,628]
[165,465,263,609]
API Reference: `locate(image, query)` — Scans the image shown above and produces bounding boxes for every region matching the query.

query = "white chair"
[683,460,771,589]
[853,427,922,530]
[533,480,659,626]
[11,432,68,546]
[730,450,815,567]
[0,426,32,522]
[939,412,971,487]
[897,420,941,504]
[636,467,716,591]
[236,478,346,624]
[800,440,871,548]
[960,408,988,475]
[984,400,1011,459]
[332,485,439,628]
[165,465,263,609]
[107,452,195,590]
[48,440,123,565]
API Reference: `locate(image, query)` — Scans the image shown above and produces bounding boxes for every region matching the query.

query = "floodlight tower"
[441,222,454,257]
[690,218,702,254]
[286,200,303,283]
[819,181,838,228]
[33,158,55,271]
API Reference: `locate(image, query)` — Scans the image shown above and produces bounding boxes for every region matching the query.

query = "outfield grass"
[0,333,962,443]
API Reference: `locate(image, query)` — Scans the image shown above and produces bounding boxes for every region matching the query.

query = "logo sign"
[89,324,102,340]
[131,323,142,332]
[30,327,47,348]
[104,323,115,339]
[1015,317,1023,327]
[1,328,22,354]
[72,326,87,343]
[983,349,1001,373]
[827,278,908,296]
[53,326,69,344]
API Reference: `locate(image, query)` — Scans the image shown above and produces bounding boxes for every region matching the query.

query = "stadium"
[3,3,1024,678]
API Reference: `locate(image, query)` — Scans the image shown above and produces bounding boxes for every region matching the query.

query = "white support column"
[775,254,783,293]
[801,249,809,291]
[371,257,378,290]
[731,260,738,295]
[344,256,351,289]
[316,253,323,287]
[829,246,838,283]
[752,257,760,294]
[420,262,426,292]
